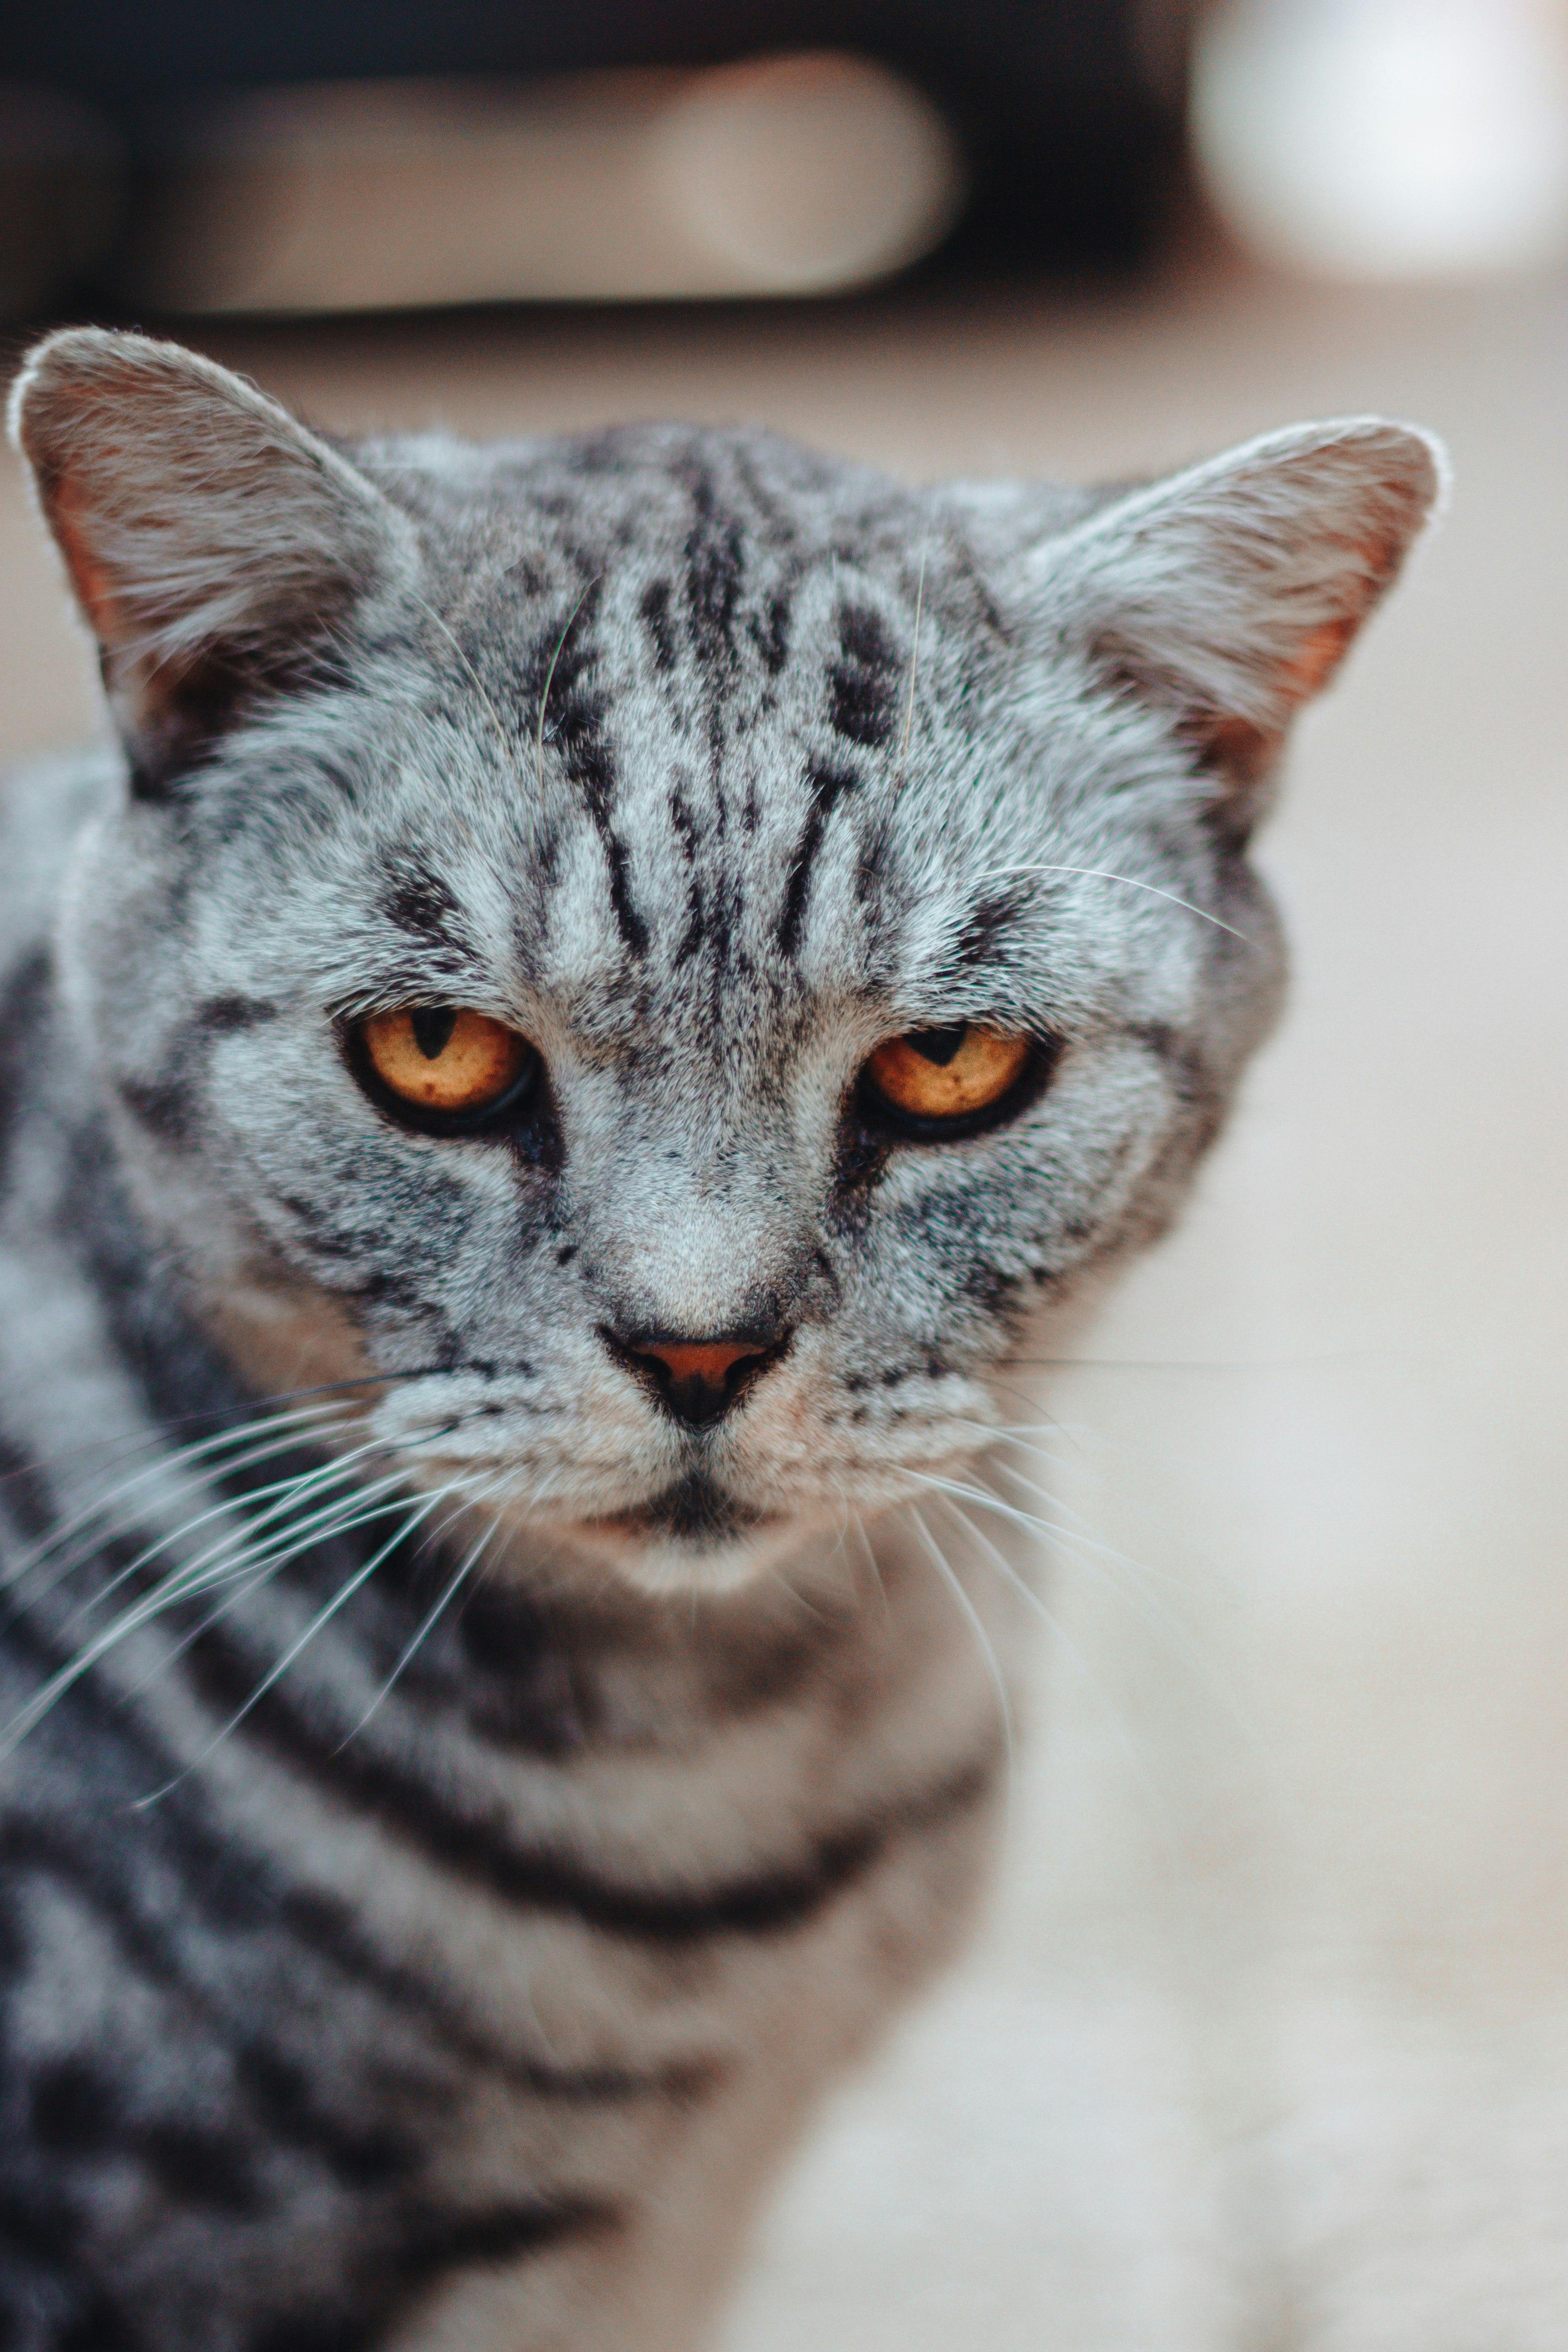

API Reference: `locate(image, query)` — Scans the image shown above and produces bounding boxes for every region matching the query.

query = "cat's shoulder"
[0,745,119,978]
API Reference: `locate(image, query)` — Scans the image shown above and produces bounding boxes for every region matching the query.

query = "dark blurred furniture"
[1,1,1197,314]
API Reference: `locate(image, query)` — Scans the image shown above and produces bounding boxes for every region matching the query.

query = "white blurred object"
[119,53,966,314]
[1192,0,1568,278]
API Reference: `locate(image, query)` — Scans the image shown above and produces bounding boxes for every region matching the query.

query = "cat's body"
[0,332,1439,2350]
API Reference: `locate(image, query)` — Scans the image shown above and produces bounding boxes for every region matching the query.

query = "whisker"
[13,1402,362,1601]
[913,1468,1190,1609]
[112,1468,453,1707]
[915,1468,1270,1760]
[0,1358,548,1517]
[0,1363,483,1561]
[975,859,1252,944]
[907,1502,1014,1777]
[890,531,929,795]
[0,1470,422,1755]
[986,1458,1193,1594]
[131,1486,464,1805]
[335,1489,510,1745]
[535,578,599,808]
[52,1436,401,1628]
[4,1410,503,1727]
[928,1490,1192,1881]
[949,1417,1073,1472]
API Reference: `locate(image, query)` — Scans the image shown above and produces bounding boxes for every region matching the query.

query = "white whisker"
[535,578,598,808]
[0,1470,425,1754]
[58,1439,402,1632]
[337,1490,511,1745]
[928,1490,1192,1881]
[131,1486,464,1804]
[976,859,1252,944]
[7,1400,359,1599]
[908,1503,1014,1776]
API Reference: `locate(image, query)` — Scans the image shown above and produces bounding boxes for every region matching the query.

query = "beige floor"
[3,246,1566,2346]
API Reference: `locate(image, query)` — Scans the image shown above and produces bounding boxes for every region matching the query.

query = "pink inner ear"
[1278,612,1359,708]
[1197,609,1359,788]
[1276,523,1406,711]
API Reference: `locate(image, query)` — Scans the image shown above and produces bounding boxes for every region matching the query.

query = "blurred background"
[2,4,1567,2345]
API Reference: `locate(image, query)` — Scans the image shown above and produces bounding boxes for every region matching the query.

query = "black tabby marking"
[0,1428,57,1544]
[667,788,704,966]
[829,604,901,751]
[778,762,855,956]
[178,1616,995,1943]
[245,2199,618,2352]
[533,596,648,961]
[751,589,792,677]
[380,864,474,966]
[0,950,52,1190]
[679,463,745,674]
[639,579,677,673]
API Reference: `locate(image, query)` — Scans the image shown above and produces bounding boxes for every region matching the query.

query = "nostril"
[600,1326,789,1428]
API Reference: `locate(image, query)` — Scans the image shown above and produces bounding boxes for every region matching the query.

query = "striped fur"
[0,333,1440,2349]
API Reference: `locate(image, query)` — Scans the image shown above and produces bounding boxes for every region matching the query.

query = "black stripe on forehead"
[779,760,856,956]
[380,861,476,975]
[749,588,792,676]
[530,583,648,960]
[829,603,901,751]
[950,882,1034,974]
[639,577,677,672]
[677,458,745,672]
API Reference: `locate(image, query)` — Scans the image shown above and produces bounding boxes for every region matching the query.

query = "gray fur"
[0,328,1440,2349]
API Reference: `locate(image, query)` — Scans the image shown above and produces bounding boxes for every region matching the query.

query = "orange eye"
[864,1025,1034,1126]
[357,1007,534,1119]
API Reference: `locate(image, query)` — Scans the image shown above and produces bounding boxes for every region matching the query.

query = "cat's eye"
[863,1025,1036,1132]
[355,1007,535,1123]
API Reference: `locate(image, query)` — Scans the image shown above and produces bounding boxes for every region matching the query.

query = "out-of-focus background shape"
[8,0,1568,312]
[0,1,1191,315]
[1194,0,1568,279]
[3,4,1568,2346]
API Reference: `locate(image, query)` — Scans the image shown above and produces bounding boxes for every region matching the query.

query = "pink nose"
[603,1327,789,1427]
[635,1339,760,1386]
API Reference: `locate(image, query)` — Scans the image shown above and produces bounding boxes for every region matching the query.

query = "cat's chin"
[586,1526,789,1598]
[532,1473,838,1596]
[544,1467,770,1594]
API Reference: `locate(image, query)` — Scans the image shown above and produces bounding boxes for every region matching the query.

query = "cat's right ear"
[7,327,418,796]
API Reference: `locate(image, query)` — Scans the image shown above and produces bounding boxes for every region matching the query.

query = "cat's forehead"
[392,422,1011,740]
[349,428,1036,1017]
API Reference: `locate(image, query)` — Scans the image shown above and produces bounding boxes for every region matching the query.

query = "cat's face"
[14,333,1440,1591]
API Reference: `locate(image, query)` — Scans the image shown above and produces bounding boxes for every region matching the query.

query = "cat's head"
[9,330,1441,1592]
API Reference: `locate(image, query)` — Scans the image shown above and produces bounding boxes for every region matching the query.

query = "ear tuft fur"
[8,327,415,791]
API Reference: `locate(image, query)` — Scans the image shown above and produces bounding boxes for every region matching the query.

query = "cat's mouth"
[564,1469,805,1592]
[579,1470,770,1550]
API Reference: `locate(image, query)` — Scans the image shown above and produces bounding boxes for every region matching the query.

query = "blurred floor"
[4,246,1566,2347]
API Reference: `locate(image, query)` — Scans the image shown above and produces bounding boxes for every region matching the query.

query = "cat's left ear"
[1029,416,1446,830]
[8,326,419,795]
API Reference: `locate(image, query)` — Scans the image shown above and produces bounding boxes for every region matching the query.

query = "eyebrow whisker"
[975,861,1253,944]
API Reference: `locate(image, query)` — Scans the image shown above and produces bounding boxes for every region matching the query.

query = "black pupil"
[410,1008,458,1061]
[907,1025,969,1068]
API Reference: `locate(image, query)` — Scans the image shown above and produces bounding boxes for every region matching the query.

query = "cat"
[0,324,1440,2352]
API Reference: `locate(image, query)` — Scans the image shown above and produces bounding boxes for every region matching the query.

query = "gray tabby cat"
[0,325,1439,2352]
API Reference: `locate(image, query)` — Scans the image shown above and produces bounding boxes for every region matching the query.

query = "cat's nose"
[602,1326,790,1428]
